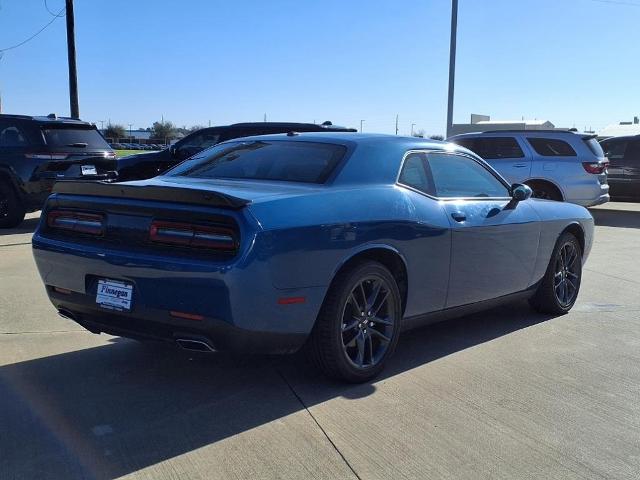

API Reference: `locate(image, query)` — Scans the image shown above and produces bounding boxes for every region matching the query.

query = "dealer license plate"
[81,165,98,175]
[96,279,133,311]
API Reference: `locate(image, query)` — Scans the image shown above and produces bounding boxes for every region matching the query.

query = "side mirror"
[511,184,533,202]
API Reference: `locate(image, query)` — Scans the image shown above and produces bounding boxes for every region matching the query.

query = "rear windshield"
[42,126,111,150]
[452,137,524,159]
[583,137,605,158]
[167,140,347,183]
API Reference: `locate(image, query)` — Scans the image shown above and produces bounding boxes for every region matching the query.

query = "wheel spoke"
[371,315,393,327]
[349,293,364,315]
[372,290,390,316]
[366,280,382,312]
[342,317,360,332]
[355,332,365,367]
[368,328,391,343]
[366,333,374,365]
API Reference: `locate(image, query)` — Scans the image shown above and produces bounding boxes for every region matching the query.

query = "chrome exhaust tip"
[175,338,216,353]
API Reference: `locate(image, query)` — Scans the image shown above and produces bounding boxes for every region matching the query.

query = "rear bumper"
[51,289,306,354]
[32,233,326,354]
[573,193,610,208]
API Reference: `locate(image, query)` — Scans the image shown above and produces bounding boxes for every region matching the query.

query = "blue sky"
[0,0,638,135]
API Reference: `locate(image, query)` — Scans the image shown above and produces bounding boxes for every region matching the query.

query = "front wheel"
[307,260,402,383]
[530,232,582,314]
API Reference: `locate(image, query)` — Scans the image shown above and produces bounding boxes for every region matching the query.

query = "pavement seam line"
[276,368,362,480]
[0,241,32,248]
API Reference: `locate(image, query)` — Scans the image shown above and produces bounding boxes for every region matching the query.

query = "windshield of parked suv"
[167,140,347,183]
[42,126,111,150]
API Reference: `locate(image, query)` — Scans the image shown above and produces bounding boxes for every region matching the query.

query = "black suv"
[116,121,357,181]
[0,114,116,228]
[600,135,640,201]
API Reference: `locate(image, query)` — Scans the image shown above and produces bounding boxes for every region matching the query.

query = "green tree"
[104,123,126,140]
[151,120,177,141]
[429,134,444,141]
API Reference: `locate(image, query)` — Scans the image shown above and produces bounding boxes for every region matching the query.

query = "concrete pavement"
[1,205,640,479]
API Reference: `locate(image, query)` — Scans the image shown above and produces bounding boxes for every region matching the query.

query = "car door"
[600,137,629,198]
[452,136,531,184]
[623,139,640,200]
[424,151,541,308]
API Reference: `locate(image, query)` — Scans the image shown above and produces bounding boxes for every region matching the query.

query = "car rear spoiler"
[580,134,598,141]
[52,181,251,209]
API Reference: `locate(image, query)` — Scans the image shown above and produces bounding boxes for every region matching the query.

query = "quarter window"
[527,138,576,156]
[453,137,524,159]
[601,138,628,161]
[398,153,434,194]
[426,153,510,198]
[0,125,29,147]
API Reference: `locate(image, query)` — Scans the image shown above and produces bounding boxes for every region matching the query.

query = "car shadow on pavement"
[590,208,640,229]
[0,301,553,479]
[0,216,40,236]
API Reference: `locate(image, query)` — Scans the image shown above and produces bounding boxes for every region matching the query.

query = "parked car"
[599,135,640,201]
[0,113,116,228]
[448,130,609,207]
[33,133,593,382]
[115,121,357,181]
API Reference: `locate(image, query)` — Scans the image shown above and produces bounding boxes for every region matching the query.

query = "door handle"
[513,163,528,168]
[451,211,466,222]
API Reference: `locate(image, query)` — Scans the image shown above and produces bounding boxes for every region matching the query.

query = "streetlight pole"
[411,123,416,136]
[360,119,365,132]
[395,114,399,135]
[65,0,80,119]
[446,0,458,138]
[128,123,133,141]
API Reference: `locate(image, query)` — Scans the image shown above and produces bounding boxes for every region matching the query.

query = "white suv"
[448,130,610,207]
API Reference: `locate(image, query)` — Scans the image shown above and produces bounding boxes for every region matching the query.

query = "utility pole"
[128,123,133,140]
[264,113,267,122]
[446,0,458,138]
[395,114,399,135]
[360,120,365,132]
[99,120,105,130]
[65,0,80,119]
[411,123,416,136]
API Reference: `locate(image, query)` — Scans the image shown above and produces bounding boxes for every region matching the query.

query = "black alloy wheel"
[530,232,582,314]
[308,260,402,382]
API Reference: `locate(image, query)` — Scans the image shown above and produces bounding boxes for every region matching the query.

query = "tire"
[529,232,582,315]
[307,260,402,383]
[527,181,562,201]
[0,181,25,229]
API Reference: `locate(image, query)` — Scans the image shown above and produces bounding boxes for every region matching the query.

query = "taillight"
[149,221,237,252]
[26,153,69,160]
[47,210,104,235]
[582,161,608,174]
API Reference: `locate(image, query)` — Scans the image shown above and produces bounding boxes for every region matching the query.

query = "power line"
[576,0,640,7]
[0,4,65,54]
[44,0,66,17]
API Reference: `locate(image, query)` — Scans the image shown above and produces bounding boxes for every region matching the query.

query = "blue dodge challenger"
[32,133,593,382]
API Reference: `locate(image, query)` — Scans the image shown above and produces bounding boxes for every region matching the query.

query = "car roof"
[217,131,452,149]
[449,129,584,139]
[0,113,94,126]
[600,134,640,142]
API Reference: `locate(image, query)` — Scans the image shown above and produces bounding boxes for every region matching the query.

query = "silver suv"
[448,130,610,207]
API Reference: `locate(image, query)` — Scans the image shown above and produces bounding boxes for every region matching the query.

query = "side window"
[625,140,640,163]
[398,153,434,195]
[0,124,29,147]
[454,137,524,159]
[527,137,576,156]
[426,153,510,198]
[601,139,628,161]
